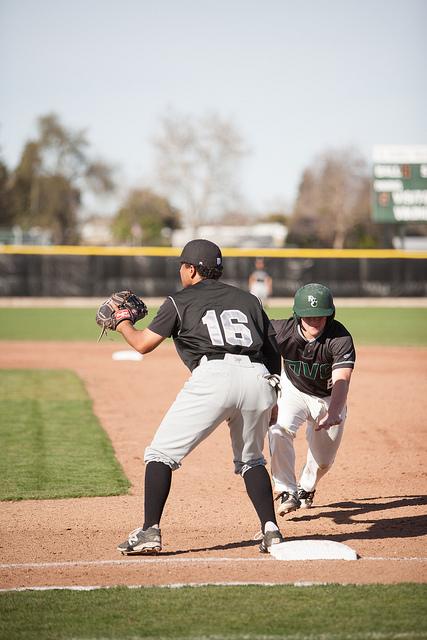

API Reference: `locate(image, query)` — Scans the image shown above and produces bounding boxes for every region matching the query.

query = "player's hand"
[106,299,132,333]
[96,290,148,341]
[115,317,133,333]
[316,412,342,430]
[103,299,133,335]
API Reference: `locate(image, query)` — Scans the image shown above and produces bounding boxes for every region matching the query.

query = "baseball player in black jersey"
[269,283,356,516]
[114,239,284,554]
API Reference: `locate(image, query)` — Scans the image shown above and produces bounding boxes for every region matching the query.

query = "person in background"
[248,258,273,307]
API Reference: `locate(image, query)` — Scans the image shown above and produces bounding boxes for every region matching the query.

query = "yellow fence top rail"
[0,244,426,259]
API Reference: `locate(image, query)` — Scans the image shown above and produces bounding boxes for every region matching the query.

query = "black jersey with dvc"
[148,279,280,373]
[271,317,356,397]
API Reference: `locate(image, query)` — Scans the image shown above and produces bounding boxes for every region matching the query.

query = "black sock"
[143,461,172,529]
[243,465,278,532]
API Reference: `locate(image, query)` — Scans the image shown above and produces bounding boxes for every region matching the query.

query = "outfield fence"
[0,245,426,297]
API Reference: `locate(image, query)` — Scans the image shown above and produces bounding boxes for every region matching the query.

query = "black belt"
[205,353,264,364]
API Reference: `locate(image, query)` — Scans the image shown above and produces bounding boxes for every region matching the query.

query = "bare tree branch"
[152,109,247,235]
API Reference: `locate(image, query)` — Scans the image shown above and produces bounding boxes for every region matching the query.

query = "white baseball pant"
[145,354,276,476]
[269,372,346,494]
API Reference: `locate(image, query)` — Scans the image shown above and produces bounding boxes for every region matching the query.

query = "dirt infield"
[1,341,426,589]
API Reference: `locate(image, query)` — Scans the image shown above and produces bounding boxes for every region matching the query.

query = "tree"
[7,113,115,243]
[111,188,181,245]
[152,110,247,236]
[7,142,41,228]
[0,158,13,226]
[288,148,377,248]
[261,211,290,227]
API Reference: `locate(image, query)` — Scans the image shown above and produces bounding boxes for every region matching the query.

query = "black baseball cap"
[180,239,223,269]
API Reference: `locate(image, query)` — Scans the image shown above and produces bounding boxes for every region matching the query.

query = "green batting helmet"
[293,283,335,318]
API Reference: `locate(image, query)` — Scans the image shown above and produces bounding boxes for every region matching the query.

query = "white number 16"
[202,309,253,347]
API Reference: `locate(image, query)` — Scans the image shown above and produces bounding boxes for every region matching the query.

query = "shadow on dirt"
[159,538,261,556]
[283,494,427,543]
[159,494,427,555]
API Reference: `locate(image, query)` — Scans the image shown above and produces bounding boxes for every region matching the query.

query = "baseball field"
[0,303,426,639]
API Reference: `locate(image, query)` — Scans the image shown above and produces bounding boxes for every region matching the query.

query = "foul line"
[0,582,329,592]
[2,558,270,570]
[1,581,427,596]
[1,556,426,570]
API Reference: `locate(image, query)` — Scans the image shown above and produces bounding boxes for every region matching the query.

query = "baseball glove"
[96,290,148,341]
[264,373,282,398]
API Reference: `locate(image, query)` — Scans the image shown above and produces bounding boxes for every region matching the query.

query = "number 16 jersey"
[148,278,280,374]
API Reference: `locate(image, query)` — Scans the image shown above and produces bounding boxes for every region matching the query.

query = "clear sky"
[1,0,426,216]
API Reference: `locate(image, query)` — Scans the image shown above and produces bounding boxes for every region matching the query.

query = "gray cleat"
[259,529,285,553]
[117,526,162,555]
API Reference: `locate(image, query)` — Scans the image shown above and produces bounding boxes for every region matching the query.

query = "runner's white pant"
[269,372,346,494]
[145,354,276,476]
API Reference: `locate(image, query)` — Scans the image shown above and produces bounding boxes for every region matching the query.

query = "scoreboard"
[372,145,427,223]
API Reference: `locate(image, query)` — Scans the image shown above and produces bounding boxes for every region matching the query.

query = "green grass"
[0,307,158,341]
[0,307,426,345]
[268,307,427,346]
[0,584,426,640]
[335,308,427,345]
[0,370,130,500]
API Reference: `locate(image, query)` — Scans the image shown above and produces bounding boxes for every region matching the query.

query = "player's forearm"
[317,371,352,429]
[117,321,164,354]
[328,379,349,418]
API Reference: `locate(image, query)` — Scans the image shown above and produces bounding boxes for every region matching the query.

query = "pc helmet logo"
[293,283,335,319]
